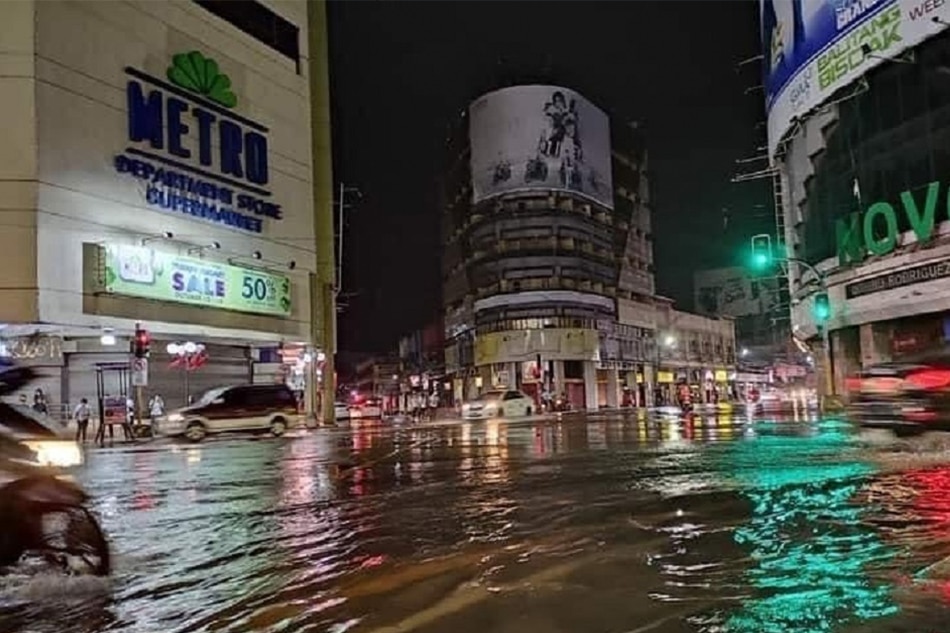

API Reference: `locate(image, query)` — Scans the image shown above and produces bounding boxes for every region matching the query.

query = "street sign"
[131,358,149,387]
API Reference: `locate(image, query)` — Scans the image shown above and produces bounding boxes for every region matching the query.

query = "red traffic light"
[133,326,150,358]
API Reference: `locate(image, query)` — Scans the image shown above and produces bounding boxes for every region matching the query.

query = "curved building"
[763,0,950,392]
[443,85,737,409]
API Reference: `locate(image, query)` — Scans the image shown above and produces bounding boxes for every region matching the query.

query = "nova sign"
[835,180,947,265]
[114,51,282,234]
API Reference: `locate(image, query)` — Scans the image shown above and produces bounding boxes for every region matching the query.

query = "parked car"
[156,384,301,442]
[847,356,950,436]
[334,402,351,421]
[462,390,535,420]
[349,397,382,419]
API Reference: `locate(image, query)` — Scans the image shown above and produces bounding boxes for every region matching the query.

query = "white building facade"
[0,0,317,410]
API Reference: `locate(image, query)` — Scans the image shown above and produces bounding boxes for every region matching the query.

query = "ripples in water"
[6,418,950,632]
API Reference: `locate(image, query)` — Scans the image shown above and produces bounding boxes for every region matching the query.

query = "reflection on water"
[723,421,898,633]
[7,416,950,632]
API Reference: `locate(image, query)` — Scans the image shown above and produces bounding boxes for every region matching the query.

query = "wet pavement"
[6,412,950,632]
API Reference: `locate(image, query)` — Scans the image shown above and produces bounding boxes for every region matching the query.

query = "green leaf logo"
[167,51,237,109]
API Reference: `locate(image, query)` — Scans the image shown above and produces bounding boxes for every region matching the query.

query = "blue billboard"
[761,0,950,160]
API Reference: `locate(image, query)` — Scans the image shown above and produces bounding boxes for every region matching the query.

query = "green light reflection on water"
[724,423,900,633]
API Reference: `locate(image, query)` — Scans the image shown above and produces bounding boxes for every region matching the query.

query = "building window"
[194,0,301,71]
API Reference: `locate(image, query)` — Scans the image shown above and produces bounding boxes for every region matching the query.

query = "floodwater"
[5,412,950,632]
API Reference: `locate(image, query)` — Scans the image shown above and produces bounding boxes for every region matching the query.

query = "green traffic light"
[814,292,831,322]
[749,234,773,270]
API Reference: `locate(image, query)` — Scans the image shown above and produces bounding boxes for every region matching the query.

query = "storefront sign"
[595,360,639,371]
[844,258,950,298]
[474,329,599,365]
[0,335,64,366]
[102,244,291,316]
[114,51,282,234]
[835,180,946,265]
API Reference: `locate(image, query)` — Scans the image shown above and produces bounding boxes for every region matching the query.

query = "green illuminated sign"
[835,181,942,266]
[102,245,291,316]
[816,5,902,90]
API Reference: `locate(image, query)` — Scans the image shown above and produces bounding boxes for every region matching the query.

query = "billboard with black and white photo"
[469,85,613,209]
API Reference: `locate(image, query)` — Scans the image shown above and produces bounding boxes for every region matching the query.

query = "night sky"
[327,0,772,354]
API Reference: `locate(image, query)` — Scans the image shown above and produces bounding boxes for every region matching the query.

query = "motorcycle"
[0,361,110,576]
[542,395,572,413]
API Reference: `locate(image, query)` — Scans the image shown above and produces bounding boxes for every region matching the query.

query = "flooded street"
[6,413,950,632]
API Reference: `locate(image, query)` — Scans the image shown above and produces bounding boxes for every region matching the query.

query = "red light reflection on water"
[876,465,950,605]
[131,451,156,510]
[903,467,950,531]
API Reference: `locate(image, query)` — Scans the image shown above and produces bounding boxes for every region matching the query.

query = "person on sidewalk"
[427,391,440,421]
[32,389,48,415]
[73,398,91,444]
[148,393,165,431]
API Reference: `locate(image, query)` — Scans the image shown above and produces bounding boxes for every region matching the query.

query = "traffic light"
[750,234,772,269]
[133,324,150,358]
[813,291,831,323]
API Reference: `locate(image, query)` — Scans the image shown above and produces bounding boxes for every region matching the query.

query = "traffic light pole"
[772,255,836,398]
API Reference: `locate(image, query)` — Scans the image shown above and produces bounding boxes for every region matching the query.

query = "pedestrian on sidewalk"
[73,398,91,444]
[32,389,48,415]
[427,391,440,421]
[149,393,165,423]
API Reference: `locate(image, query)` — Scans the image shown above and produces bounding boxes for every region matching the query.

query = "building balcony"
[464,235,616,268]
[473,276,618,300]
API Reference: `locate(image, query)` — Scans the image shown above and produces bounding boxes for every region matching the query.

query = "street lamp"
[742,347,750,358]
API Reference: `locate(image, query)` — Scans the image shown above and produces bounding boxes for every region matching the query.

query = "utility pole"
[336,183,361,292]
[308,0,336,425]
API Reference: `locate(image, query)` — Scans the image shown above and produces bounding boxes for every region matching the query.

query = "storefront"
[769,17,950,396]
[0,2,321,413]
[468,328,601,409]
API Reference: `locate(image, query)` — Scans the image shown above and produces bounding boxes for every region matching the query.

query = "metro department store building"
[764,0,950,393]
[0,0,322,408]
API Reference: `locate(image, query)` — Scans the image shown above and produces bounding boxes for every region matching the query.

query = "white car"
[334,402,351,421]
[349,398,382,419]
[462,390,535,420]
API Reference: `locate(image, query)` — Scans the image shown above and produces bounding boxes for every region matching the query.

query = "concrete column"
[553,360,565,393]
[508,362,519,389]
[606,369,620,408]
[860,322,892,368]
[583,361,598,411]
[643,364,655,407]
[624,371,637,406]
